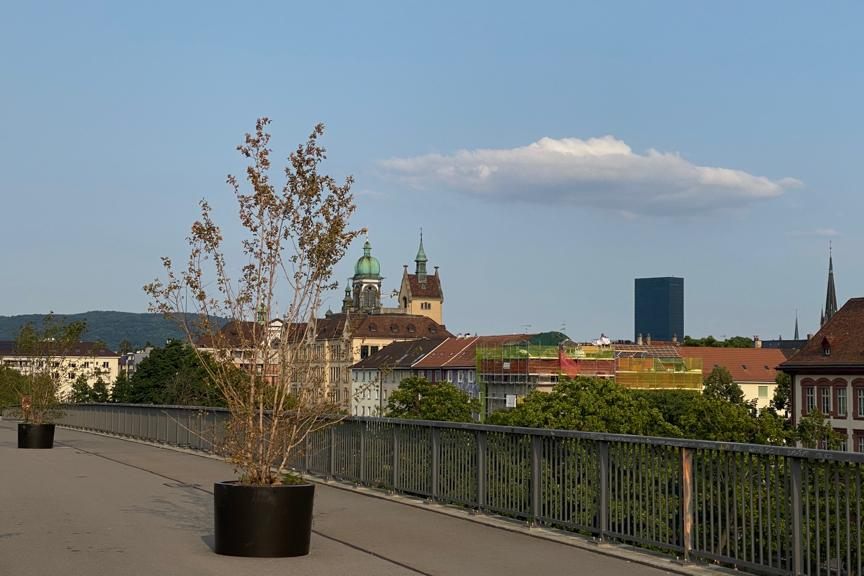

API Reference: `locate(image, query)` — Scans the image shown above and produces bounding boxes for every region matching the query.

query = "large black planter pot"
[17,423,55,449]
[214,481,315,557]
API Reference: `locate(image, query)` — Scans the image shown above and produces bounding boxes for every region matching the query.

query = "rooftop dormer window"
[822,337,831,356]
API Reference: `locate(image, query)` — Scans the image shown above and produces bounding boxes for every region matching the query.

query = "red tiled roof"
[781,298,864,370]
[678,346,787,383]
[197,313,451,347]
[413,334,534,369]
[405,273,443,299]
[352,313,450,339]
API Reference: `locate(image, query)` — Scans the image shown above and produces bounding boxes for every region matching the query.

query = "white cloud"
[380,136,801,216]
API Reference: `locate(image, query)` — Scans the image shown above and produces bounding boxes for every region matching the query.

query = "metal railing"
[46,404,864,575]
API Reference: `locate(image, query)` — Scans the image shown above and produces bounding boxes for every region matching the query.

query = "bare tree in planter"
[145,118,362,557]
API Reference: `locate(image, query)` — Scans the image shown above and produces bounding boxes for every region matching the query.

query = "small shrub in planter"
[12,316,95,449]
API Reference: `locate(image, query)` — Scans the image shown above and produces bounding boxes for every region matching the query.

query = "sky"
[1,1,862,342]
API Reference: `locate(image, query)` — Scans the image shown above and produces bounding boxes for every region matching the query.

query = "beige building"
[0,341,120,399]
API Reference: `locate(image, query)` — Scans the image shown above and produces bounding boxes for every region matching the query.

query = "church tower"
[821,243,838,326]
[350,239,383,313]
[398,231,444,323]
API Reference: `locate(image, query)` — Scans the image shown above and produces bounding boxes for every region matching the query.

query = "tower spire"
[822,242,837,325]
[415,228,428,281]
[794,309,799,340]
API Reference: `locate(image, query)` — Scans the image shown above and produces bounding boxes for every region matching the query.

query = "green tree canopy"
[128,340,224,406]
[683,335,754,348]
[702,366,745,404]
[489,377,679,437]
[386,376,479,422]
[0,365,26,408]
[772,371,791,414]
[797,411,843,450]
[69,375,93,403]
[111,372,133,403]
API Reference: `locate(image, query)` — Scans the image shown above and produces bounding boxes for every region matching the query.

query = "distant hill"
[0,311,224,352]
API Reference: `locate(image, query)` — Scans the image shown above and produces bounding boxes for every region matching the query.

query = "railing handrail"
[55,403,864,464]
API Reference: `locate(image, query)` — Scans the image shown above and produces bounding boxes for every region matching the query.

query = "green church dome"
[354,240,381,278]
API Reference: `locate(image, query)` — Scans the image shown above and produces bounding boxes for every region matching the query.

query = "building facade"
[397,233,444,324]
[0,341,120,399]
[350,338,445,416]
[780,297,864,452]
[634,277,684,342]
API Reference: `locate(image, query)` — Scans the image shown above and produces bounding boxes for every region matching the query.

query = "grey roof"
[351,338,446,370]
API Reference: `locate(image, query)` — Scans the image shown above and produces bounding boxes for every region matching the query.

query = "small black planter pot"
[17,423,55,449]
[214,480,314,557]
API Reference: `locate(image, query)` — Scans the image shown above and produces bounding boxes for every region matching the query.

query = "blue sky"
[2,1,861,341]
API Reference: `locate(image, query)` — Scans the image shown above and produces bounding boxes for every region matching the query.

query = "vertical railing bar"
[359,421,367,486]
[791,457,802,576]
[476,429,486,511]
[598,441,608,540]
[531,434,541,525]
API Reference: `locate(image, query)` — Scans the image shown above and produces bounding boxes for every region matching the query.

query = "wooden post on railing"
[680,447,694,562]
[598,441,609,540]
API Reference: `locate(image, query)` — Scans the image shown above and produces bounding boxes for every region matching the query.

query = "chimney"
[637,333,643,345]
[672,334,678,344]
[753,335,762,349]
[646,334,652,345]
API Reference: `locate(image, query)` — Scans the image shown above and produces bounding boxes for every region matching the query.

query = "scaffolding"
[614,357,703,390]
[476,343,615,416]
[477,343,704,417]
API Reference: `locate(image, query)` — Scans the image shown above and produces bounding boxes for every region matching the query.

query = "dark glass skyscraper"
[634,277,684,342]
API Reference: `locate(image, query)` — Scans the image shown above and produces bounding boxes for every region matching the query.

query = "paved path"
[0,422,677,576]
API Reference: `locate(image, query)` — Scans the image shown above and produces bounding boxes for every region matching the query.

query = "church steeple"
[794,310,799,340]
[415,229,428,282]
[822,242,837,326]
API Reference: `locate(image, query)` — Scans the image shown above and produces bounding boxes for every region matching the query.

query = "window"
[821,387,832,415]
[361,345,370,359]
[758,385,768,399]
[457,371,464,383]
[468,371,474,383]
[856,434,864,453]
[837,387,848,417]
[857,388,864,418]
[371,346,379,355]
[407,324,416,333]
[368,323,377,333]
[805,387,816,414]
[838,435,848,452]
[446,370,452,382]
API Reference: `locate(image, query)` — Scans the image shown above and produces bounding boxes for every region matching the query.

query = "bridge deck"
[0,422,680,576]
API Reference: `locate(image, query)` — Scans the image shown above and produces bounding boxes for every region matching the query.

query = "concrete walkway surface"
[0,422,678,576]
